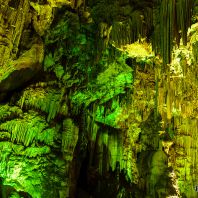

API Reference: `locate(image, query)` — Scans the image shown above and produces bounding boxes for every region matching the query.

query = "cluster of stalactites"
[110,0,193,65]
[153,0,193,65]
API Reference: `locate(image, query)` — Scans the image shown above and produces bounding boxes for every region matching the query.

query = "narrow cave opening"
[76,148,92,198]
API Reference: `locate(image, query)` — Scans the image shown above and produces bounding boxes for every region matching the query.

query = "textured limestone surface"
[1,0,198,198]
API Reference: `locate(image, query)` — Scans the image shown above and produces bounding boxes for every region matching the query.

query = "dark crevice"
[8,0,20,9]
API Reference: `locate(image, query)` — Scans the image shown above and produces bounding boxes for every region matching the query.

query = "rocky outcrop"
[0,42,44,92]
[0,0,30,66]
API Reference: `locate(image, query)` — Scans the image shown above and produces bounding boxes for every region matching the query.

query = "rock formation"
[0,0,198,197]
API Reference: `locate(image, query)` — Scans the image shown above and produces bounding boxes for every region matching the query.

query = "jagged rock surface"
[0,0,198,198]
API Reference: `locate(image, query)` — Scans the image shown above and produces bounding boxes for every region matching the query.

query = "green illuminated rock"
[0,0,198,197]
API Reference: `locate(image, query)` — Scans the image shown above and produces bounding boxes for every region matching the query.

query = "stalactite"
[18,87,64,122]
[149,0,193,65]
[0,112,57,146]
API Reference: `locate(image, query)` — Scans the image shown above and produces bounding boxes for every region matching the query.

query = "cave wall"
[1,0,198,198]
